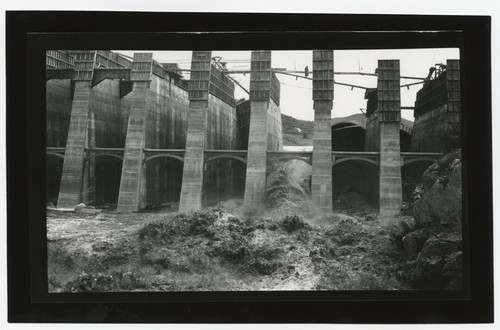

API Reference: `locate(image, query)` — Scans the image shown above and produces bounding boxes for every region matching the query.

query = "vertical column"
[243,51,272,208]
[311,50,334,213]
[116,53,153,212]
[179,51,212,213]
[377,59,402,216]
[57,51,96,209]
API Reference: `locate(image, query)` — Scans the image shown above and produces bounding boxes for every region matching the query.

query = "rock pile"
[399,149,463,289]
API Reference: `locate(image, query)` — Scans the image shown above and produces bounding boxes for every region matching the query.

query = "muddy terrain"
[47,193,415,292]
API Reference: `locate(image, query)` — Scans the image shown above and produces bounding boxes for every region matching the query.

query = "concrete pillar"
[244,100,270,207]
[179,51,212,213]
[56,81,92,208]
[117,53,153,212]
[56,52,97,209]
[244,51,273,208]
[311,50,334,213]
[377,60,402,216]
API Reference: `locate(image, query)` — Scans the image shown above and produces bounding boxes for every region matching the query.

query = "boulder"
[392,216,418,238]
[402,228,429,260]
[412,231,462,289]
[413,163,462,232]
[420,231,462,259]
[414,255,444,285]
[407,149,462,289]
[74,203,102,214]
[74,203,86,212]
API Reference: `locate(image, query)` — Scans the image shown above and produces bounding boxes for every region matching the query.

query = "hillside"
[281,113,314,135]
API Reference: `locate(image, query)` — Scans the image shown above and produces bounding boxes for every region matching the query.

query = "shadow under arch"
[141,155,184,209]
[332,158,379,210]
[82,154,123,207]
[202,156,247,208]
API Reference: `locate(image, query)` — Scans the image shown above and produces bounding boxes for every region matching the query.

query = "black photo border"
[6,11,493,323]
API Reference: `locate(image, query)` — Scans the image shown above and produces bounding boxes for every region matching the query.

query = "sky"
[117,48,459,122]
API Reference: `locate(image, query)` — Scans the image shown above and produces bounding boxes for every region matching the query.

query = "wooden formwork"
[46,50,75,69]
[189,51,212,101]
[130,53,153,81]
[377,59,401,122]
[414,72,447,117]
[249,50,272,102]
[209,65,235,107]
[312,50,334,102]
[446,59,461,117]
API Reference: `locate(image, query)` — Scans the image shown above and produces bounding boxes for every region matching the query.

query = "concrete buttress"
[179,51,212,213]
[311,103,333,212]
[377,59,402,216]
[244,50,274,208]
[117,53,154,212]
[244,100,270,207]
[311,50,334,213]
[179,101,209,212]
[56,81,92,208]
[56,52,97,209]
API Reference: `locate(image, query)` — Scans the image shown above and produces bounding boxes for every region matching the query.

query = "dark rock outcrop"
[412,231,462,289]
[402,228,429,260]
[400,149,463,290]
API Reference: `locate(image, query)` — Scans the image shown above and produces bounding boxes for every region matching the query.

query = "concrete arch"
[205,155,247,165]
[143,154,184,164]
[331,122,366,151]
[331,121,366,130]
[46,152,65,159]
[330,114,414,151]
[402,158,437,167]
[84,153,124,163]
[334,157,378,167]
[331,122,365,130]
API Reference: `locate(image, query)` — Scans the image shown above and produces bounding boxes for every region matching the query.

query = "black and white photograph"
[45,48,463,292]
[5,8,494,324]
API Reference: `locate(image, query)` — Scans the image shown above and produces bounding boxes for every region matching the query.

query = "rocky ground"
[399,149,463,290]
[47,150,462,292]
[47,195,417,292]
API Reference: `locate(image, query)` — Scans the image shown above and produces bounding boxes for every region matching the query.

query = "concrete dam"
[46,50,460,215]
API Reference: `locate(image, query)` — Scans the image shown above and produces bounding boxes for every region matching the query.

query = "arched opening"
[142,156,184,211]
[331,123,366,151]
[332,159,379,213]
[401,159,435,203]
[83,155,123,208]
[46,154,64,205]
[203,157,247,207]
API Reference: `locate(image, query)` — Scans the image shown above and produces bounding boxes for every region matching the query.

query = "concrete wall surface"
[203,94,243,206]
